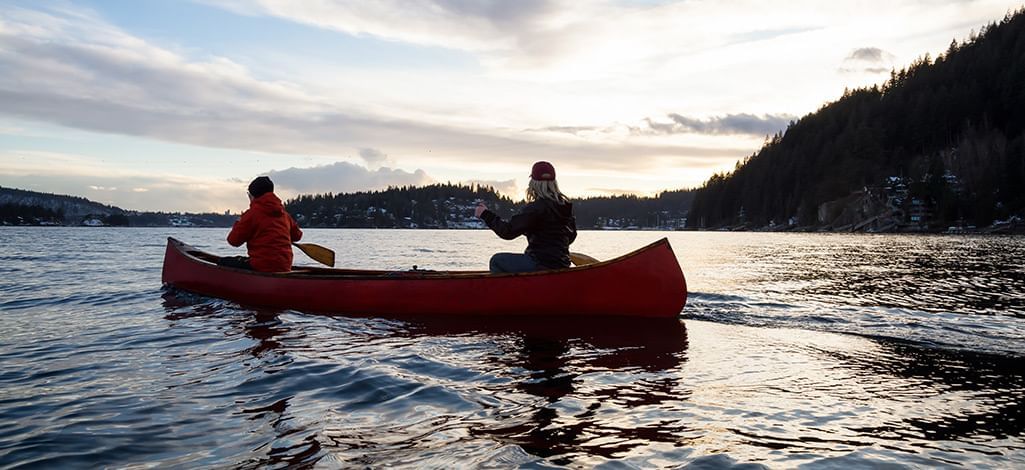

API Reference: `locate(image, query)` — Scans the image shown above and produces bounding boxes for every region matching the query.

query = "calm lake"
[1,227,1023,468]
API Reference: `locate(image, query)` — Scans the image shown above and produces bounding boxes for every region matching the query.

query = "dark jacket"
[227,192,303,272]
[480,199,577,269]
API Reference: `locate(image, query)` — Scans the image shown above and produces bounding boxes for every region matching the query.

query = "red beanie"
[530,161,556,181]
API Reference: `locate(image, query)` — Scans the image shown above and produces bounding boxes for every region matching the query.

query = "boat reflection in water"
[315,315,691,467]
[440,317,690,465]
[161,289,691,467]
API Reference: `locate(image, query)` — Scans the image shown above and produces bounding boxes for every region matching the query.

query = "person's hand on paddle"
[474,202,488,218]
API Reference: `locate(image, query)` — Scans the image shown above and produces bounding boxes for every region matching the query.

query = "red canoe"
[161,237,688,318]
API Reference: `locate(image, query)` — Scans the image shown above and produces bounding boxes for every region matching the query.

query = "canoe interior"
[176,237,671,280]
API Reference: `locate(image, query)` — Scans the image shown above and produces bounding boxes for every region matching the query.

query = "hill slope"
[0,186,236,226]
[1,186,124,219]
[688,8,1025,231]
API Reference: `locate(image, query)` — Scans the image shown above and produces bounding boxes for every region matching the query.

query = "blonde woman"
[474,161,577,273]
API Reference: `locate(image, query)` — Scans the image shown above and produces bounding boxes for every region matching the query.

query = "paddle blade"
[294,243,335,267]
[569,252,600,267]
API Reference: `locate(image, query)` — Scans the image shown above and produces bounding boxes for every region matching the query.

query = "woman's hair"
[526,178,569,205]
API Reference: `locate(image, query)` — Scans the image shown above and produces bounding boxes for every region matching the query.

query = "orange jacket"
[227,192,302,272]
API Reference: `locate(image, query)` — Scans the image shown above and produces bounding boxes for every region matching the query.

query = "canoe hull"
[161,237,687,318]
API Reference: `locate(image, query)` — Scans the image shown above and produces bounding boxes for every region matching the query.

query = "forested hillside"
[1,186,122,222]
[688,8,1025,231]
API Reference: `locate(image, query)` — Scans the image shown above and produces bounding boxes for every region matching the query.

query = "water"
[1,227,1023,468]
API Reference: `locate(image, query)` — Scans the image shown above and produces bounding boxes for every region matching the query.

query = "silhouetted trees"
[688,8,1025,230]
[0,203,63,225]
[286,183,518,228]
[285,184,694,229]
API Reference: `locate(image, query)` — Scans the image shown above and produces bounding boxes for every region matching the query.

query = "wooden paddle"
[569,252,600,267]
[293,243,335,267]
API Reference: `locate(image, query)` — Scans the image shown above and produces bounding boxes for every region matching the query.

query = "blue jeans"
[489,253,539,274]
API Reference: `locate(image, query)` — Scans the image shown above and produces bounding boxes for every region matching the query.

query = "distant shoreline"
[3,224,1023,235]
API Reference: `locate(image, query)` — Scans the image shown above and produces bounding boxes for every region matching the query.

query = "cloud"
[0,149,242,212]
[655,113,794,136]
[526,126,603,136]
[0,6,746,177]
[197,0,834,80]
[463,179,519,197]
[0,148,256,213]
[839,47,896,74]
[847,47,888,62]
[266,161,434,195]
[203,0,557,52]
[0,124,34,136]
[0,170,240,213]
[201,0,564,69]
[358,148,389,168]
[529,113,794,138]
[0,149,434,212]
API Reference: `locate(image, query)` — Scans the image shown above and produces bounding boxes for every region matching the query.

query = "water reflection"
[154,289,1022,467]
[241,312,289,358]
[764,236,1025,316]
[160,290,222,320]
[819,340,1025,443]
[162,291,291,359]
[399,317,689,464]
[160,290,324,468]
[684,234,1025,356]
[7,228,1025,468]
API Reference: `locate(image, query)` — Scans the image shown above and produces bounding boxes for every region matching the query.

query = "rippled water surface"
[1,227,1023,468]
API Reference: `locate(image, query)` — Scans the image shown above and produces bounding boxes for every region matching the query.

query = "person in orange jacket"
[219,176,303,272]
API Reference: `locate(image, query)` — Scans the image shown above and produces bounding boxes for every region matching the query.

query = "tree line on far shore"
[284,183,694,229]
[2,183,695,229]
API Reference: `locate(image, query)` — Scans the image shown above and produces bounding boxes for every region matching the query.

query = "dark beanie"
[248,176,274,198]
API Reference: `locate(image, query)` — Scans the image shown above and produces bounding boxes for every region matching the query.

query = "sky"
[0,0,1020,213]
